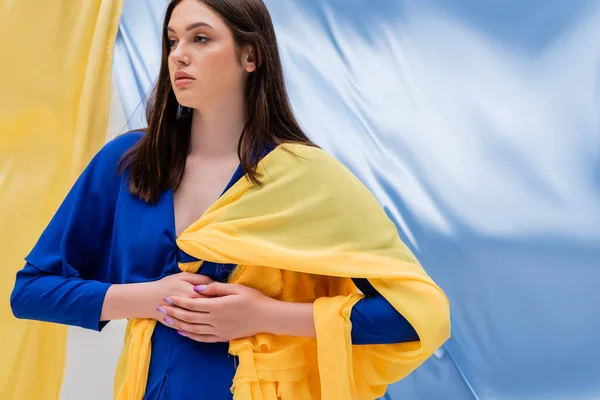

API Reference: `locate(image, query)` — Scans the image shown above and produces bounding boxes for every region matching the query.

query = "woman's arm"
[10,138,125,330]
[350,278,419,344]
[11,265,213,330]
[260,298,316,338]
[10,133,182,330]
[159,281,418,344]
[11,263,113,330]
[242,289,419,344]
[100,273,213,321]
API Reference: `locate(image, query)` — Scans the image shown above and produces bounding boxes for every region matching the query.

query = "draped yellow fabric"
[115,144,450,400]
[0,1,124,398]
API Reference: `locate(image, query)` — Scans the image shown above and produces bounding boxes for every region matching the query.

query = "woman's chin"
[173,96,198,110]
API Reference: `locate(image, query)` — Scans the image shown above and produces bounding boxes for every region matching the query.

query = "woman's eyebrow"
[167,22,214,33]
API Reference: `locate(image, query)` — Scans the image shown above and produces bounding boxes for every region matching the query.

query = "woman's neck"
[188,91,246,159]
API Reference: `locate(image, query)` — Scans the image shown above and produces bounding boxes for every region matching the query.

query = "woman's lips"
[174,78,194,88]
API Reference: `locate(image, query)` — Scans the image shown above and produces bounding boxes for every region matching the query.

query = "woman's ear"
[241,45,258,73]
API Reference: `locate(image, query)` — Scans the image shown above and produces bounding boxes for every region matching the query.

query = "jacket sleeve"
[350,278,419,345]
[10,133,139,331]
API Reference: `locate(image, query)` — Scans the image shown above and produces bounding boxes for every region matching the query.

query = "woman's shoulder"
[276,142,331,162]
[89,131,144,171]
[80,131,145,186]
[275,142,346,170]
[273,142,371,191]
[96,131,144,161]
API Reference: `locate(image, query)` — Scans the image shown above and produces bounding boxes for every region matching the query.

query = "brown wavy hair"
[119,0,316,203]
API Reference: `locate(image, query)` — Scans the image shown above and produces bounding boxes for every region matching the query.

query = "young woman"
[11,0,450,399]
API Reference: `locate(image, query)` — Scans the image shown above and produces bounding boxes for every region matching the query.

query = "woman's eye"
[168,39,177,47]
[195,36,209,44]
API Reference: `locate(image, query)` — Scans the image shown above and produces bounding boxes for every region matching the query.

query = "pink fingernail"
[177,331,188,337]
[157,307,168,314]
[163,298,173,304]
[194,285,207,292]
[163,317,174,325]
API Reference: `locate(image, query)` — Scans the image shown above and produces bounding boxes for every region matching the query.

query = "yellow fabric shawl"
[115,143,450,400]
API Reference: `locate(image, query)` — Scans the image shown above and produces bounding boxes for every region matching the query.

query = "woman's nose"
[171,46,190,65]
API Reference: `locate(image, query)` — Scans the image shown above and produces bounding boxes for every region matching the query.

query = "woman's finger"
[178,272,214,286]
[158,305,209,324]
[167,296,214,312]
[160,314,214,335]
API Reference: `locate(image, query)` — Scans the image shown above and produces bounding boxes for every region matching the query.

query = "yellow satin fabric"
[0,1,123,398]
[115,144,450,399]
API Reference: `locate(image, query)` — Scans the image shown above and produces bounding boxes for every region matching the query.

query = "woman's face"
[166,0,255,110]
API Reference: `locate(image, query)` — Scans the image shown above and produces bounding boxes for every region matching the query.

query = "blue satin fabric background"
[112,1,600,399]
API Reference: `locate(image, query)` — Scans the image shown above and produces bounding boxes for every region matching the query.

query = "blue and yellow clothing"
[10,132,437,399]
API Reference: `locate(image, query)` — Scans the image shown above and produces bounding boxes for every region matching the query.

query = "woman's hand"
[101,272,213,321]
[158,282,277,342]
[147,273,214,320]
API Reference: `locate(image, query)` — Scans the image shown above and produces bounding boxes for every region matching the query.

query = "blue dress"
[11,132,418,399]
